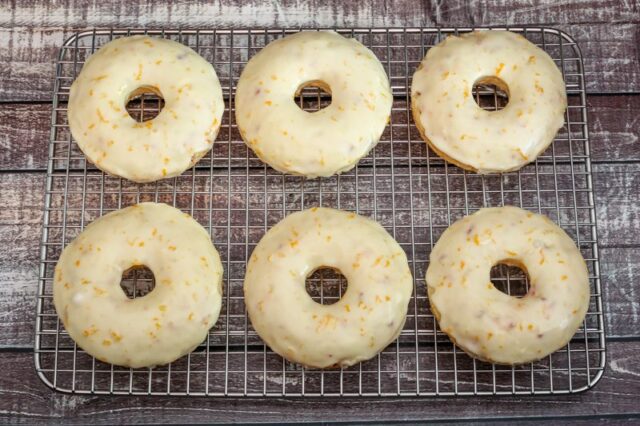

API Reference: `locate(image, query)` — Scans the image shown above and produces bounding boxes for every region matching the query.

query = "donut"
[235,31,392,178]
[411,30,567,173]
[53,203,223,368]
[244,208,413,368]
[426,206,590,365]
[68,36,224,183]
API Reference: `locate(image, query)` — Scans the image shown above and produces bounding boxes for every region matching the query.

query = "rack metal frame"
[35,27,605,396]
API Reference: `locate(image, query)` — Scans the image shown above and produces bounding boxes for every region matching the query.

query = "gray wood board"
[0,341,639,423]
[1,1,639,101]
[1,0,639,423]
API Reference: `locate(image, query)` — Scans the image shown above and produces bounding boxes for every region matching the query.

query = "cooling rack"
[35,27,605,396]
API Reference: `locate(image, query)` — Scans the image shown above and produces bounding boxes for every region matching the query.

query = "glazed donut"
[411,30,567,173]
[426,206,590,365]
[68,36,224,183]
[235,31,392,178]
[244,208,413,368]
[53,203,223,368]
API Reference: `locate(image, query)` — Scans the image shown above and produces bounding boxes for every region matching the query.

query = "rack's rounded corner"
[33,351,72,394]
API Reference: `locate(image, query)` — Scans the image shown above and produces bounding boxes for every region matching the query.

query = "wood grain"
[0,0,639,422]
[0,103,50,171]
[0,173,43,348]
[1,95,638,171]
[1,340,639,423]
[588,95,640,163]
[0,1,639,101]
[593,163,640,248]
[601,247,640,338]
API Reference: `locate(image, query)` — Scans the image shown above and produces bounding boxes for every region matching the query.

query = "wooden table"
[1,1,638,423]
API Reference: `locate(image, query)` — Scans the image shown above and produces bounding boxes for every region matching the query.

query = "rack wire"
[35,27,605,396]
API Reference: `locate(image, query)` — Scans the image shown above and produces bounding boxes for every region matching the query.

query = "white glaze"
[426,206,590,365]
[235,31,392,178]
[53,203,223,368]
[68,36,224,183]
[244,208,413,368]
[411,30,567,173]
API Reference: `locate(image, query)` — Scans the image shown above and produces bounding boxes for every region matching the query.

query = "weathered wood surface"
[0,1,639,101]
[1,95,638,172]
[1,340,639,423]
[0,0,639,423]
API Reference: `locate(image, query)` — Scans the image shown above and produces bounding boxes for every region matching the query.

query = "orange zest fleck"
[135,63,143,81]
[96,108,109,123]
[83,326,98,337]
[517,149,529,161]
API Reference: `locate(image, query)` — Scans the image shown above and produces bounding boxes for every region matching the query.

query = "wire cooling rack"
[35,27,605,396]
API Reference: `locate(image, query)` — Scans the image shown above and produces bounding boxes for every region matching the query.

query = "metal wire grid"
[35,27,605,396]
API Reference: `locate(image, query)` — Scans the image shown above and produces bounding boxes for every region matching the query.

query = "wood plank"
[1,95,638,171]
[1,164,638,348]
[0,340,638,423]
[433,0,640,25]
[601,247,640,338]
[0,173,43,348]
[593,163,640,248]
[588,95,640,162]
[0,1,638,100]
[2,0,638,28]
[0,103,50,171]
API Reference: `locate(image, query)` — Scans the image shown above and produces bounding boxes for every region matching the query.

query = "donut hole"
[120,265,156,299]
[490,261,529,298]
[294,80,332,113]
[126,85,165,122]
[305,266,347,305]
[472,76,509,111]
